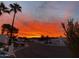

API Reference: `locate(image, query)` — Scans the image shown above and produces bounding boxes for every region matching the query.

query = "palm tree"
[0,2,9,35]
[9,3,21,39]
[0,2,9,15]
[0,2,10,36]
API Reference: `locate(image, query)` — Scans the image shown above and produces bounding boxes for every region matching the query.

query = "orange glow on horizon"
[0,13,65,38]
[14,19,65,38]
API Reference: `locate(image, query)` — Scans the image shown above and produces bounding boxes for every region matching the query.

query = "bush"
[0,42,4,48]
[61,18,79,49]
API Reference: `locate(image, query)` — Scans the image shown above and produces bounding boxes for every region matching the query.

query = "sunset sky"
[0,1,79,38]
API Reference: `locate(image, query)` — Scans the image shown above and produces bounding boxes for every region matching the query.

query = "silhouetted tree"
[0,2,9,34]
[0,2,10,35]
[44,36,49,44]
[1,24,11,35]
[1,24,18,37]
[9,3,21,38]
[0,2,9,15]
[0,2,10,48]
[61,18,79,49]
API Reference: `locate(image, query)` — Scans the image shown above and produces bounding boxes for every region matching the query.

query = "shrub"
[61,18,79,49]
[0,42,4,48]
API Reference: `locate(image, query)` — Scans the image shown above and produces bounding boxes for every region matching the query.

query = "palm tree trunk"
[9,13,16,45]
[8,13,16,57]
[11,13,16,38]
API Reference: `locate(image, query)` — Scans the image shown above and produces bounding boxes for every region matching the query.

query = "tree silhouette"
[0,2,21,57]
[1,24,11,35]
[0,2,9,34]
[0,2,11,36]
[9,3,21,38]
[61,18,79,49]
[1,24,18,37]
[0,2,9,15]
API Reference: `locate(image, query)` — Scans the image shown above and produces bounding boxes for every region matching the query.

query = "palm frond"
[0,11,2,15]
[9,4,14,8]
[0,2,9,15]
[9,3,22,13]
[9,9,13,13]
[3,10,10,13]
[17,8,21,12]
[1,2,5,8]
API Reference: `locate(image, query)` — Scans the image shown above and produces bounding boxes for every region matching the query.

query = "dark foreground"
[8,42,74,58]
